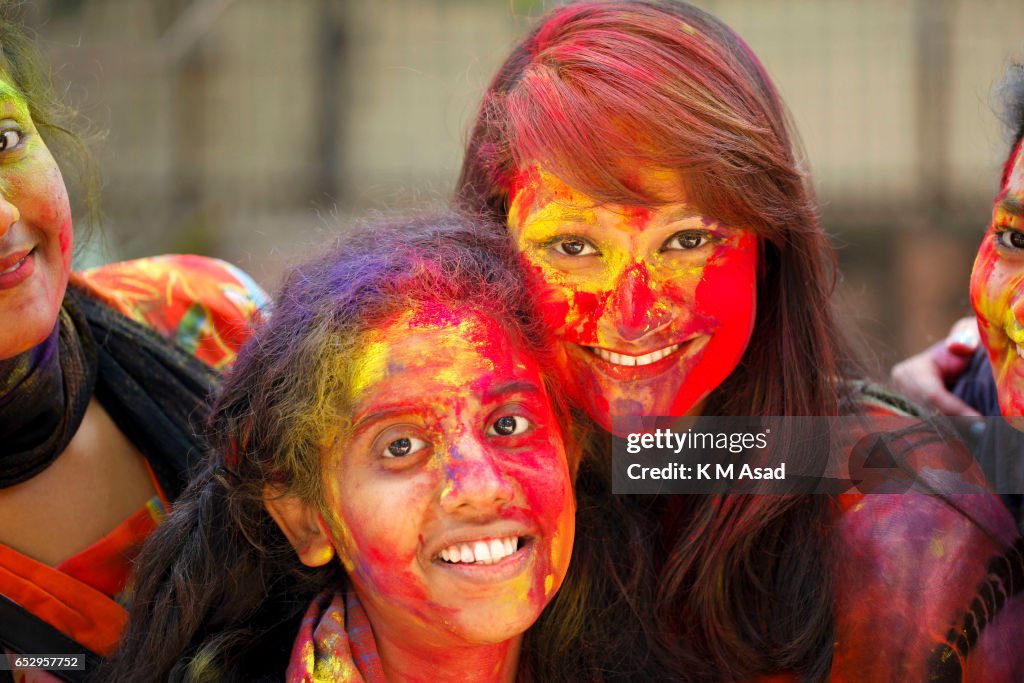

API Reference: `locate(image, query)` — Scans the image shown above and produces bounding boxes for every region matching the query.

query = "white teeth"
[0,255,27,275]
[437,536,521,565]
[474,541,491,563]
[592,344,681,366]
[1016,344,1024,359]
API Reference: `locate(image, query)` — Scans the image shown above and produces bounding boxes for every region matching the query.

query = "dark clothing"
[954,349,1024,527]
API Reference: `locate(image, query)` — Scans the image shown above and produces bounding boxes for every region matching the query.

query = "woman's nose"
[439,438,515,516]
[608,263,673,342]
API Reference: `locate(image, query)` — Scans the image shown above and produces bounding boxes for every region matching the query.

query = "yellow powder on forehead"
[349,311,500,406]
[348,336,392,404]
[430,314,496,386]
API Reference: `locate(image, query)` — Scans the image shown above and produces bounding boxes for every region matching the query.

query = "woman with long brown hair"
[457,1,1024,679]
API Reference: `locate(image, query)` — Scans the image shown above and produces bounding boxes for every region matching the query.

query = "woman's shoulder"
[832,492,1023,679]
[843,378,925,417]
[74,255,269,370]
[830,381,1024,677]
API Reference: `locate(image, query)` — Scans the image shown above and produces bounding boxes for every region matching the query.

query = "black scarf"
[0,285,219,498]
[0,302,95,487]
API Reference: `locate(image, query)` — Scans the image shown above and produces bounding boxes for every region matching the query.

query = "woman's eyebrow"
[528,210,593,225]
[997,196,1024,218]
[350,405,419,435]
[661,207,703,223]
[0,82,25,108]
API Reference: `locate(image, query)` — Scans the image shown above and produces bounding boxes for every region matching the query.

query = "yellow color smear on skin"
[348,337,392,405]
[425,314,496,387]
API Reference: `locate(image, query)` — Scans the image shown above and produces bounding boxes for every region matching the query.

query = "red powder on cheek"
[360,545,429,602]
[670,234,758,414]
[568,290,605,342]
[970,239,999,313]
[58,216,72,257]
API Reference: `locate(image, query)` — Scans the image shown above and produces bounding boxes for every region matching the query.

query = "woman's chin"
[0,307,60,360]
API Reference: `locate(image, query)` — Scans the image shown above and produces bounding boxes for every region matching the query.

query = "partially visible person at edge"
[0,6,266,679]
[99,215,594,682]
[455,1,1024,680]
[895,64,1024,527]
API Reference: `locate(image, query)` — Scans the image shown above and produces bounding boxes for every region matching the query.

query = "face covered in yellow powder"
[508,165,758,432]
[320,303,574,649]
[971,138,1024,430]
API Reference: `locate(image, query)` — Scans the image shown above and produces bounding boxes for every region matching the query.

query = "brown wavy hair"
[456,1,862,679]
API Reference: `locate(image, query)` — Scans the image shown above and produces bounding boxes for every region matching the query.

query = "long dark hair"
[98,212,662,682]
[456,1,857,678]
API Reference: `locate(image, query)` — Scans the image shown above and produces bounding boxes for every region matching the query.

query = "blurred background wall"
[23,0,1024,365]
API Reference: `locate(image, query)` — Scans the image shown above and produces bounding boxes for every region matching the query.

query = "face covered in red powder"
[508,166,758,432]
[319,304,574,650]
[971,138,1024,430]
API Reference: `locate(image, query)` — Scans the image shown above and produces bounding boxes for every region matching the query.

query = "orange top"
[0,256,265,679]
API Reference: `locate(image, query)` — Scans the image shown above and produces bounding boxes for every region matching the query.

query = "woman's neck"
[375,630,522,683]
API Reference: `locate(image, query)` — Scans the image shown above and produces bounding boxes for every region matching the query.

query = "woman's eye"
[0,129,21,152]
[382,436,428,458]
[487,415,532,437]
[664,230,710,251]
[554,238,597,256]
[996,229,1024,250]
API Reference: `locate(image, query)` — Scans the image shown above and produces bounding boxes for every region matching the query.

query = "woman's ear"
[263,485,335,567]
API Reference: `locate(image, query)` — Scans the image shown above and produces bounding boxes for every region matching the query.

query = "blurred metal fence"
[28,0,1024,358]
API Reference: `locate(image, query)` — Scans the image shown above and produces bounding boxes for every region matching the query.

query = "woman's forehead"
[511,163,691,208]
[349,306,539,408]
[0,75,29,112]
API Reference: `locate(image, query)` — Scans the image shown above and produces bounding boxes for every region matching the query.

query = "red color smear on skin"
[58,216,72,256]
[510,166,542,216]
[622,206,656,232]
[972,240,998,309]
[670,234,757,414]
[569,290,604,344]
[613,264,658,339]
[1001,145,1020,188]
[362,542,429,603]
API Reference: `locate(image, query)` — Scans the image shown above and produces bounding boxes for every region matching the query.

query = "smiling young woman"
[0,7,267,673]
[97,214,639,683]
[457,1,1024,680]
